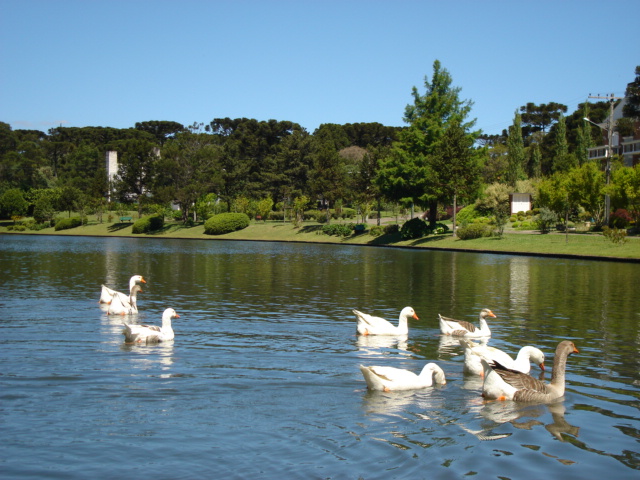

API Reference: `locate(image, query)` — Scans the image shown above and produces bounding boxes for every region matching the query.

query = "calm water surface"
[1,235,639,479]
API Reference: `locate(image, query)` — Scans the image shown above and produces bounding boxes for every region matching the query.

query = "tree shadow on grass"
[297,225,323,234]
[408,234,453,247]
[366,232,403,245]
[107,223,133,232]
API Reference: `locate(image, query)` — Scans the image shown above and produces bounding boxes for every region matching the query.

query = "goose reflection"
[361,388,444,418]
[477,400,579,442]
[356,334,409,356]
[119,339,176,376]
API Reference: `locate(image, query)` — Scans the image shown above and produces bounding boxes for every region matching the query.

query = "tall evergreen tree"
[377,60,478,223]
[506,111,525,187]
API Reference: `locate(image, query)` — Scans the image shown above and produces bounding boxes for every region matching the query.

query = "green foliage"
[456,222,493,240]
[534,207,558,234]
[321,223,353,237]
[401,217,429,240]
[132,215,164,234]
[54,217,84,231]
[204,212,250,235]
[456,204,482,223]
[602,226,628,245]
[0,188,29,218]
[369,225,384,237]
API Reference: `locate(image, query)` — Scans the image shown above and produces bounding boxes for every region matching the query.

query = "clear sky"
[2,0,638,137]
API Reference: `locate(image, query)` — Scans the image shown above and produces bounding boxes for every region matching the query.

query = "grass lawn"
[2,215,639,261]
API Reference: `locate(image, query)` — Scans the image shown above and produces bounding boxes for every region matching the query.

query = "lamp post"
[584,113,613,225]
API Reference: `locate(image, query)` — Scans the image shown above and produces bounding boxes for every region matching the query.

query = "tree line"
[1,62,639,230]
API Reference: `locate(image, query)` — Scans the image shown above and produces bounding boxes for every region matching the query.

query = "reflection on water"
[1,235,639,479]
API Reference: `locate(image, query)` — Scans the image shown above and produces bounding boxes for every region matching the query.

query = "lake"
[1,235,638,479]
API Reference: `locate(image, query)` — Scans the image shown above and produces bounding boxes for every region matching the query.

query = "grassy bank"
[2,217,640,261]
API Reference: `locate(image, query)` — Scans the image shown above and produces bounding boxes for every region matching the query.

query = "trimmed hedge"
[54,217,84,231]
[456,223,493,240]
[132,215,164,234]
[321,223,354,237]
[204,212,250,235]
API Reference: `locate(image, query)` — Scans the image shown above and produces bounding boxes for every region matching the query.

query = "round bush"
[321,223,353,237]
[383,224,400,235]
[401,217,429,240]
[204,213,250,235]
[54,217,83,231]
[456,223,493,240]
[132,215,164,234]
[369,225,384,237]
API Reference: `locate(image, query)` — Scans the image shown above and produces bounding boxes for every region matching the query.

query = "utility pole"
[588,93,623,226]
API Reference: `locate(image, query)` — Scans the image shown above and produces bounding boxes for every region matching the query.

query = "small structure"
[510,193,532,215]
[105,151,118,202]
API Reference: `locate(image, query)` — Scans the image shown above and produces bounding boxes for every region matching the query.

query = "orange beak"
[412,313,419,320]
[141,278,147,283]
[487,310,496,318]
[539,363,545,371]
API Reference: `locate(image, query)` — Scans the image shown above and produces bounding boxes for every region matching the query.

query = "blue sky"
[2,0,638,137]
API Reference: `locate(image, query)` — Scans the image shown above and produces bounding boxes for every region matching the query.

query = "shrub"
[204,212,250,235]
[401,217,429,240]
[268,211,285,221]
[54,217,83,231]
[456,223,493,240]
[534,207,557,234]
[369,225,384,237]
[433,222,450,234]
[610,209,631,228]
[384,224,400,235]
[334,208,356,220]
[321,223,353,237]
[603,226,628,245]
[6,224,27,231]
[132,215,165,234]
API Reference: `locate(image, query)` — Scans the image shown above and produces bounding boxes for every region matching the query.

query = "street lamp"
[584,115,613,225]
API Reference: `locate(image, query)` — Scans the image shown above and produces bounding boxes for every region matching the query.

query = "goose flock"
[354,306,578,403]
[100,275,579,404]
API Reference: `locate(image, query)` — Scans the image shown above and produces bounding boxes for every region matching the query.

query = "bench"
[120,216,133,222]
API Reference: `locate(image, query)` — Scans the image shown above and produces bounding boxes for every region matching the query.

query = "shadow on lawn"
[107,223,132,232]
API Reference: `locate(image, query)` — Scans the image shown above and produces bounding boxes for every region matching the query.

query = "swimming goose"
[100,275,146,304]
[439,308,495,337]
[359,363,446,391]
[460,339,545,376]
[481,340,579,402]
[107,285,142,316]
[353,307,418,336]
[122,308,180,343]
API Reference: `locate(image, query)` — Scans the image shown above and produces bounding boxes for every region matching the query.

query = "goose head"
[162,308,180,323]
[529,347,546,371]
[400,306,419,321]
[479,308,496,319]
[421,363,447,385]
[129,275,147,289]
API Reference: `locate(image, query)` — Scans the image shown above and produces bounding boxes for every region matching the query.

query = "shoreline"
[3,222,640,264]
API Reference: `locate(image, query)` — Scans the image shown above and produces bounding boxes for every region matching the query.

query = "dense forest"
[1,62,639,231]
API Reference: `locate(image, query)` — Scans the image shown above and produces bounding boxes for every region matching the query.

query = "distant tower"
[105,151,118,201]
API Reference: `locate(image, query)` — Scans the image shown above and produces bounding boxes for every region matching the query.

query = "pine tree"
[506,111,525,187]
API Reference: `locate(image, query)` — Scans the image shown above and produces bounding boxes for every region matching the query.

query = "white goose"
[481,340,579,402]
[439,308,495,337]
[460,339,545,376]
[359,363,446,391]
[107,285,142,316]
[100,275,146,304]
[122,308,180,343]
[353,307,418,336]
